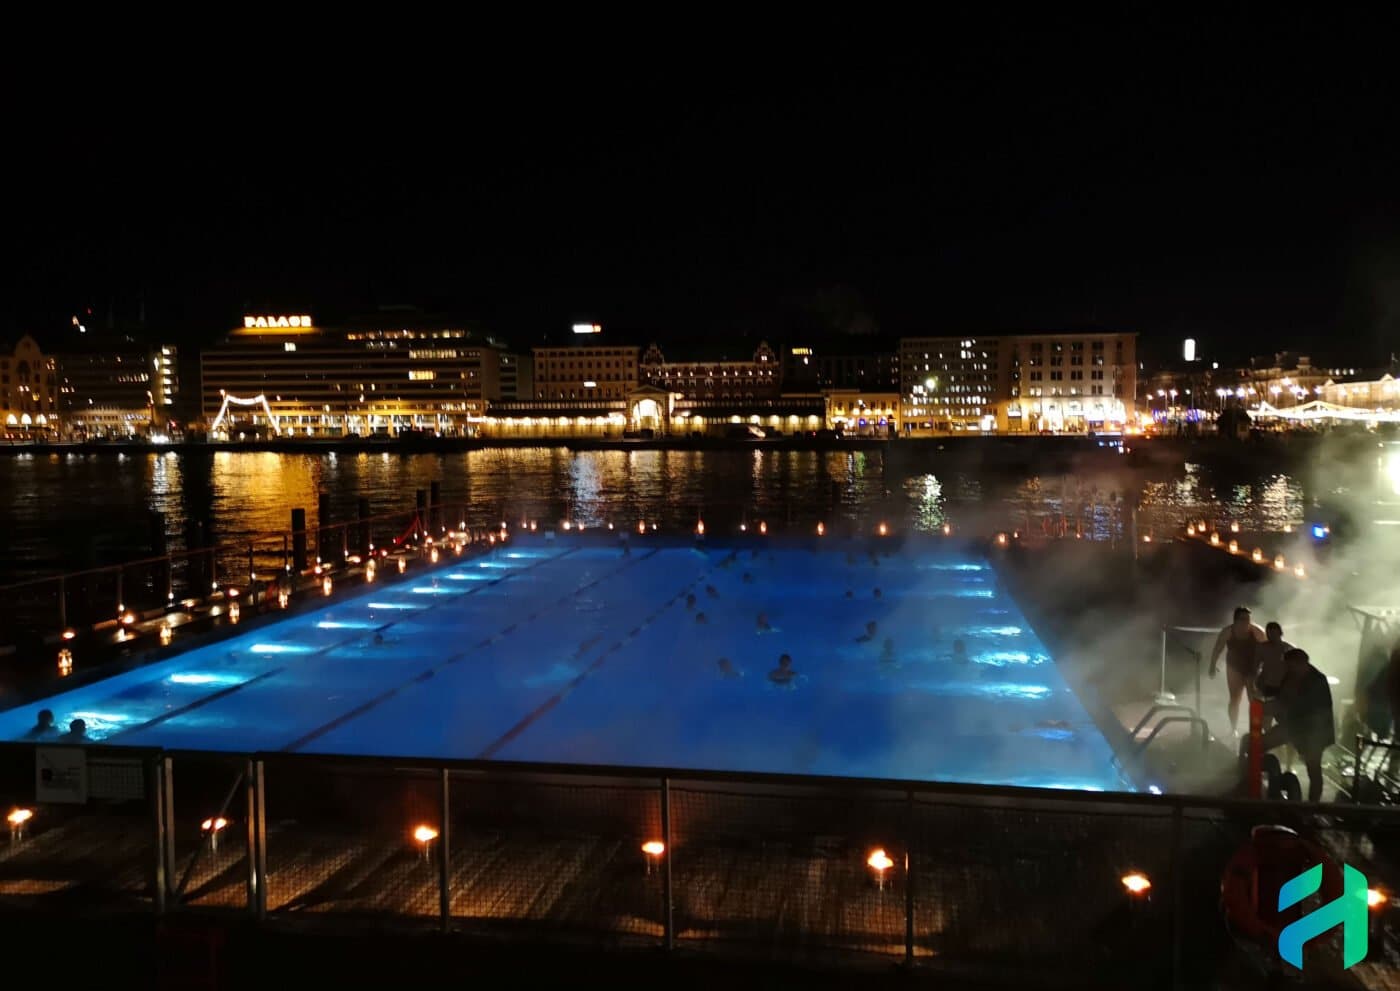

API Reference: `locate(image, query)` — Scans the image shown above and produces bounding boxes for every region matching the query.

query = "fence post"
[1170,803,1183,988]
[904,789,915,965]
[254,759,267,919]
[661,777,674,951]
[245,758,258,915]
[439,767,451,932]
[150,755,168,914]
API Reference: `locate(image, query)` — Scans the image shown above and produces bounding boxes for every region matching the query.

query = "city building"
[640,340,781,401]
[480,391,825,439]
[498,353,534,401]
[1005,331,1136,432]
[1233,352,1357,408]
[898,336,1009,432]
[200,313,506,436]
[56,342,180,438]
[824,390,900,435]
[781,340,900,393]
[0,335,59,438]
[532,344,639,401]
[1318,372,1399,410]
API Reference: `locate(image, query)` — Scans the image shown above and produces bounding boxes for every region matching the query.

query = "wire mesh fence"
[4,744,1400,986]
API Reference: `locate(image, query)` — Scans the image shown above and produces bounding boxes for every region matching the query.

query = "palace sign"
[244,315,314,329]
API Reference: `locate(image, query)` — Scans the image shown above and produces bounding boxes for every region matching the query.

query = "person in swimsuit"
[1209,606,1267,734]
[768,654,796,685]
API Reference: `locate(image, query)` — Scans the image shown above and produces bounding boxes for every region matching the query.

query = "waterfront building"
[824,390,900,435]
[1004,331,1136,433]
[0,335,59,438]
[532,344,639,401]
[200,313,506,437]
[499,352,534,401]
[898,336,1009,433]
[57,342,180,439]
[480,390,825,439]
[781,341,900,393]
[1232,352,1356,408]
[1317,372,1398,411]
[640,340,781,401]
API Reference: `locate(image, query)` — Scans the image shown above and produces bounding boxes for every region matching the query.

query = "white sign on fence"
[35,747,88,804]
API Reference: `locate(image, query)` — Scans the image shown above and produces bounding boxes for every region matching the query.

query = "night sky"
[5,14,1399,363]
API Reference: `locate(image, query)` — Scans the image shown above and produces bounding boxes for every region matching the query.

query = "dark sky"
[5,12,1400,363]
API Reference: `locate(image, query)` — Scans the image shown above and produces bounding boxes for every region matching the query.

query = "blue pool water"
[0,541,1126,791]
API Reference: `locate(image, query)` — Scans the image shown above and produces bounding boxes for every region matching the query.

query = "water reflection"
[0,447,1389,581]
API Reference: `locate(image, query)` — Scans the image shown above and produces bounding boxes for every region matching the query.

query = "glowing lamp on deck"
[1273,554,1286,571]
[1227,540,1239,555]
[430,546,440,564]
[1209,532,1221,546]
[996,532,1008,547]
[413,824,439,861]
[366,561,377,583]
[228,602,241,624]
[202,816,229,852]
[877,522,888,537]
[1251,547,1264,563]
[1230,522,1240,534]
[867,848,895,890]
[120,611,136,626]
[642,839,665,873]
[696,520,705,536]
[278,588,291,609]
[398,557,408,574]
[759,521,768,535]
[322,575,334,597]
[529,521,538,532]
[638,520,647,535]
[61,628,76,641]
[1196,521,1207,534]
[1121,872,1151,897]
[1369,887,1387,910]
[816,522,826,537]
[159,623,173,646]
[1142,534,1152,544]
[942,523,952,536]
[1294,563,1307,578]
[8,808,33,842]
[58,648,73,677]
[562,520,572,531]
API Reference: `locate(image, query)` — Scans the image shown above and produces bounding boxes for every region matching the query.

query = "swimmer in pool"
[64,718,88,741]
[24,709,57,740]
[952,639,968,664]
[756,612,775,634]
[685,593,697,610]
[717,657,741,678]
[769,654,797,685]
[706,584,719,599]
[855,621,878,644]
[695,612,708,625]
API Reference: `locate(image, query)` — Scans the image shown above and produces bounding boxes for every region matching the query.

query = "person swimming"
[24,709,57,740]
[855,621,878,644]
[706,584,719,599]
[63,718,88,741]
[768,654,797,685]
[952,639,968,663]
[685,593,697,610]
[717,657,741,678]
[756,612,775,633]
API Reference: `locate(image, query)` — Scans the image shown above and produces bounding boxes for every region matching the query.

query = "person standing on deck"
[1209,606,1267,735]
[1255,622,1294,702]
[1261,648,1335,802]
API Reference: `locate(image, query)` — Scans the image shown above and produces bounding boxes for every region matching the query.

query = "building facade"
[200,315,504,436]
[498,353,534,401]
[1,335,59,438]
[781,342,900,393]
[57,343,179,438]
[824,390,900,435]
[1005,332,1136,432]
[899,336,1009,432]
[532,344,639,401]
[640,340,781,401]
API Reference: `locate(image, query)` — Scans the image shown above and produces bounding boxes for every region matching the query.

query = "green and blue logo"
[1277,864,1369,970]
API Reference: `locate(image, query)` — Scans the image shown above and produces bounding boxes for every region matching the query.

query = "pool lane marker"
[475,560,717,760]
[103,546,577,742]
[280,548,663,753]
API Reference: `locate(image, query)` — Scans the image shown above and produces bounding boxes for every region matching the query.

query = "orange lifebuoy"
[1220,825,1342,946]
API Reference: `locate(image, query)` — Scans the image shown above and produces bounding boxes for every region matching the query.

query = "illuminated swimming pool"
[0,540,1126,791]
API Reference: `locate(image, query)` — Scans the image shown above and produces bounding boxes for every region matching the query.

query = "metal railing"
[2,742,1400,986]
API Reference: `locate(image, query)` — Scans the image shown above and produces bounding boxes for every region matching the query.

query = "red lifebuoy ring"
[1220,825,1342,946]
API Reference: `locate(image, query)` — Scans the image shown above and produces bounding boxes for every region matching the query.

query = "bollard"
[317,494,331,564]
[291,508,308,573]
[430,481,442,535]
[358,498,371,559]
